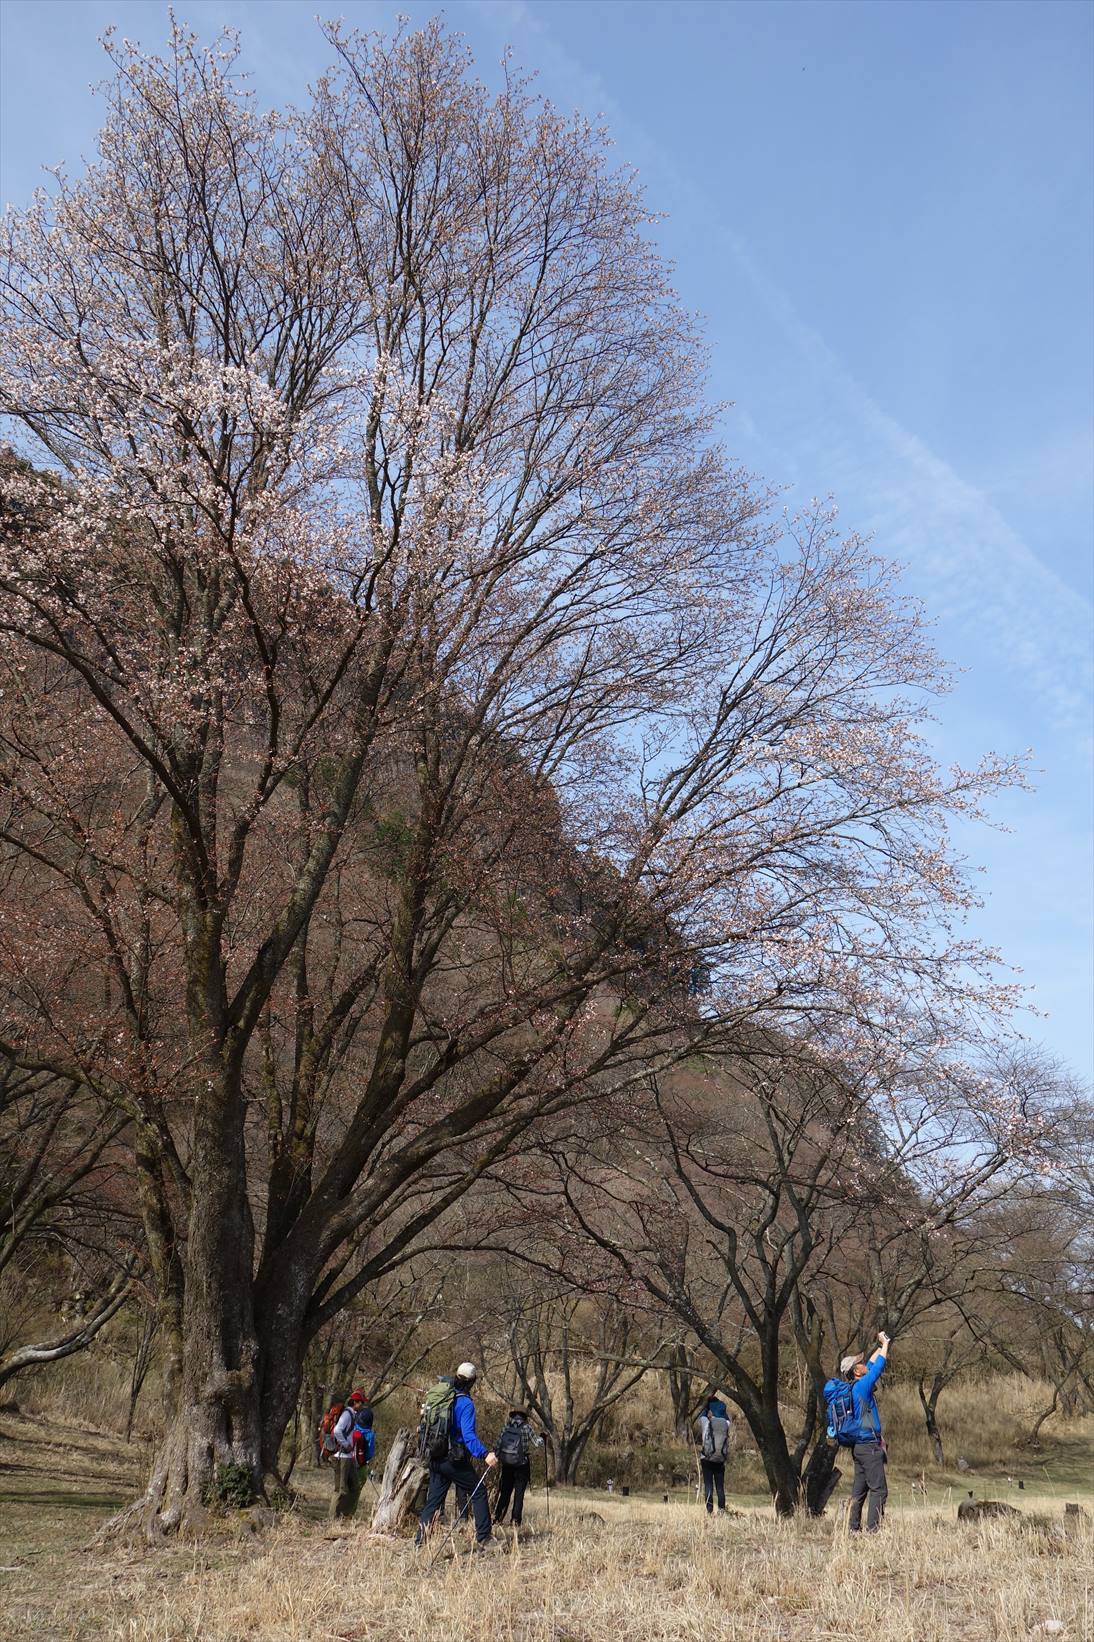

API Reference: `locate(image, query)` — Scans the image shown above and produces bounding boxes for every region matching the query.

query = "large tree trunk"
[114,1063,266,1537]
[371,1427,429,1533]
[254,1260,315,1479]
[745,1398,802,1517]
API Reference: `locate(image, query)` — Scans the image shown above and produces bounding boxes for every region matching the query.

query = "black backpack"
[497,1417,530,1466]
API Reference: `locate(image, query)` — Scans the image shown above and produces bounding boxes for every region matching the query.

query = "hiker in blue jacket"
[843,1331,891,1531]
[416,1362,498,1551]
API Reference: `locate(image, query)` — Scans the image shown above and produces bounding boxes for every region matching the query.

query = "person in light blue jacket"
[843,1331,890,1531]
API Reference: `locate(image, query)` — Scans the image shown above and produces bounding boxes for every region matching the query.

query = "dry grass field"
[2,1379,1091,1642]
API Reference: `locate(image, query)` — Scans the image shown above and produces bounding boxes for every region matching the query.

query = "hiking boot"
[471,1537,502,1556]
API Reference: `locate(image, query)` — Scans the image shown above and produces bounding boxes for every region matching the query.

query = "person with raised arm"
[841,1331,891,1532]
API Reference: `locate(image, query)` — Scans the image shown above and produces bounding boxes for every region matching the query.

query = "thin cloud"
[476,0,1094,749]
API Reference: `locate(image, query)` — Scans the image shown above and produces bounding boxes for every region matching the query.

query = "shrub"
[200,1463,255,1511]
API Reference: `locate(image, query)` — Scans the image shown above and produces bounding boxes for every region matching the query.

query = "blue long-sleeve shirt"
[453,1393,488,1459]
[851,1353,886,1438]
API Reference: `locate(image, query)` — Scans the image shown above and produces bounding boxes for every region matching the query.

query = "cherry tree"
[0,17,1022,1535]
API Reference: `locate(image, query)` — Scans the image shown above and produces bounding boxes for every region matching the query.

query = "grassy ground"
[1,1404,1091,1642]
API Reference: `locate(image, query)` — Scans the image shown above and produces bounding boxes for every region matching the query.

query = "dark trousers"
[494,1461,530,1525]
[848,1441,887,1531]
[417,1456,491,1543]
[700,1458,726,1512]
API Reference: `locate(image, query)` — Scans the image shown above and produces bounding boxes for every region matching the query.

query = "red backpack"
[318,1401,345,1462]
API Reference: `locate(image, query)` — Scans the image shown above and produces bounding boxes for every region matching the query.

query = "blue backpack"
[823,1377,877,1447]
[351,1419,376,1465]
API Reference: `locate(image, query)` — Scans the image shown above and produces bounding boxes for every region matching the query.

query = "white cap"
[456,1360,477,1382]
[840,1353,864,1376]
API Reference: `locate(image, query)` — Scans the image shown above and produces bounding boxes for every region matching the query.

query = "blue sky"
[2,0,1091,1080]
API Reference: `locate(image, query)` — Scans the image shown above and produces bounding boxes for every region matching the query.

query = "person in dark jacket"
[493,1408,544,1528]
[416,1362,498,1551]
[843,1331,890,1531]
[695,1392,731,1514]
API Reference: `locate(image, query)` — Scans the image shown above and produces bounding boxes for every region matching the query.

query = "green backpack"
[417,1377,457,1462]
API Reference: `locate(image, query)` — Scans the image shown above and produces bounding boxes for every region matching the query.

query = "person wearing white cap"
[416,1362,498,1551]
[842,1332,891,1531]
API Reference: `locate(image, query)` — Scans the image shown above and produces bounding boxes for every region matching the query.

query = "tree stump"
[370,1427,428,1534]
[957,1499,1019,1522]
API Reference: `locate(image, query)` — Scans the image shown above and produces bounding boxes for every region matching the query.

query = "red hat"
[348,1388,368,1404]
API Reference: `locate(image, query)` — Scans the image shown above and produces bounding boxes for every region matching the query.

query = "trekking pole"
[428,1471,490,1567]
[544,1445,550,1528]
